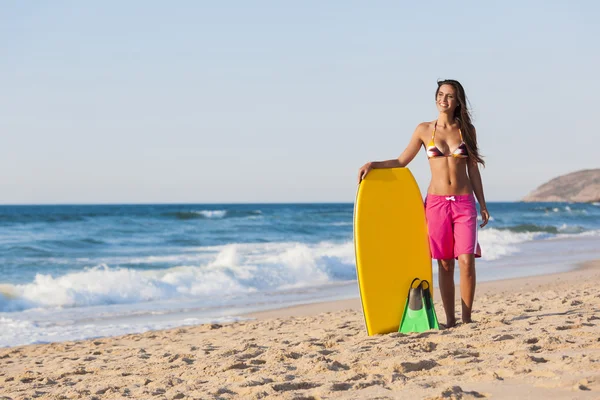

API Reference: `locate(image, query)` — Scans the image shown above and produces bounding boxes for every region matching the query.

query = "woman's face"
[436,84,458,114]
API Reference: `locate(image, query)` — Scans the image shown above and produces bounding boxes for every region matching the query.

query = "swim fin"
[399,278,431,333]
[422,280,439,330]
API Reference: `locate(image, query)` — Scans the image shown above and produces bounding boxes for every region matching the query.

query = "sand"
[1,261,599,399]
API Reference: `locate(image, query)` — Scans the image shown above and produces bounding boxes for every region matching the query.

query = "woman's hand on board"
[358,162,373,184]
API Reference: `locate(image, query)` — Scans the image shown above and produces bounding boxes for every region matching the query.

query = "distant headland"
[522,169,600,203]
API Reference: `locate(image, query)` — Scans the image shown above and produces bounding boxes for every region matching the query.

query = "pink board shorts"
[424,194,482,260]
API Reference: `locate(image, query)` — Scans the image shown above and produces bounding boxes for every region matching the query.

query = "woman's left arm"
[467,130,490,227]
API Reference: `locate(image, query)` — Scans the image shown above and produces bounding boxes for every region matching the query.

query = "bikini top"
[426,121,469,159]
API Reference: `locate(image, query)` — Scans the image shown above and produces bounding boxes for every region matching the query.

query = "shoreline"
[245,259,600,321]
[1,259,599,398]
[0,259,595,348]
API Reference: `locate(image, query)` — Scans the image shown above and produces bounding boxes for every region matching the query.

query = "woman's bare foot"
[444,318,456,329]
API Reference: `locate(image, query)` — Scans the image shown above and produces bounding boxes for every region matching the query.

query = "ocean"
[1,202,599,347]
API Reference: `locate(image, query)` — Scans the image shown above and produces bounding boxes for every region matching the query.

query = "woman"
[357,79,489,328]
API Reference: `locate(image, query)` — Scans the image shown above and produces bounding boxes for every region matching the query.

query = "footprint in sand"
[395,359,439,373]
[214,387,236,396]
[524,306,542,312]
[331,382,353,391]
[346,373,367,381]
[529,355,548,363]
[545,336,561,345]
[528,345,542,352]
[390,373,408,384]
[317,349,335,356]
[203,345,219,354]
[428,385,487,399]
[408,342,437,353]
[493,334,515,341]
[354,378,388,390]
[224,361,262,371]
[327,360,350,371]
[273,350,302,361]
[271,382,321,392]
[241,377,274,387]
[237,350,265,360]
[556,324,580,331]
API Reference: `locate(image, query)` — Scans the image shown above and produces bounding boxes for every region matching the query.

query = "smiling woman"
[431,81,484,162]
[357,79,489,328]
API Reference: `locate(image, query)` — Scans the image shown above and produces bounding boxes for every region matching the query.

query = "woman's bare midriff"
[427,157,473,195]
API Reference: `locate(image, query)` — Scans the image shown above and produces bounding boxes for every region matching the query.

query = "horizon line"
[0,200,547,207]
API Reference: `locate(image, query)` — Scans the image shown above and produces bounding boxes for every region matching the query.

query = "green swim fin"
[399,278,431,333]
[421,280,439,330]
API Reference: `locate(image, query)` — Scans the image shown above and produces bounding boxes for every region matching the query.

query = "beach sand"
[1,261,599,399]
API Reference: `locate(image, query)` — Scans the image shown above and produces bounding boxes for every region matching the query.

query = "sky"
[1,1,598,204]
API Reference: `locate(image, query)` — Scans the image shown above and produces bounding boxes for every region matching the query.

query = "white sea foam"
[1,227,594,313]
[196,210,227,218]
[557,224,584,234]
[329,222,353,226]
[478,228,540,260]
[0,239,360,346]
[0,225,547,313]
[0,241,356,312]
[3,229,599,347]
[0,313,242,348]
[548,229,600,239]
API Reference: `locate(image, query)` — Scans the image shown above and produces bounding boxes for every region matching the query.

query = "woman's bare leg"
[458,253,476,323]
[437,258,456,327]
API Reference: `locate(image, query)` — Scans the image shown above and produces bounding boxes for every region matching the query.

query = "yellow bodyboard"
[354,168,432,335]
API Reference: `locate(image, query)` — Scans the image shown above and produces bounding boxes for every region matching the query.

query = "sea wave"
[498,224,560,234]
[0,241,355,312]
[5,245,53,256]
[165,210,262,220]
[477,226,597,260]
[532,205,590,215]
[1,225,595,312]
[494,223,588,235]
[478,228,540,260]
[4,238,106,255]
[0,213,87,224]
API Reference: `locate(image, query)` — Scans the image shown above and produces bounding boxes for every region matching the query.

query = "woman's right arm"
[357,124,425,183]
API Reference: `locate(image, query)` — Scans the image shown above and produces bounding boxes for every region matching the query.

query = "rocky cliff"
[522,169,600,203]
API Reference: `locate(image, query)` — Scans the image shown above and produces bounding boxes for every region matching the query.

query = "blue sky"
[1,1,598,203]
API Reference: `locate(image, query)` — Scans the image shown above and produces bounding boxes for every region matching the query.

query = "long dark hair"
[436,79,484,166]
